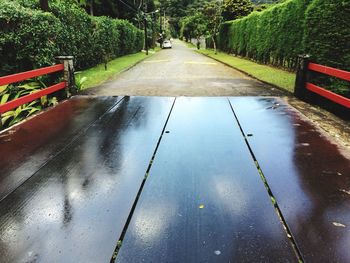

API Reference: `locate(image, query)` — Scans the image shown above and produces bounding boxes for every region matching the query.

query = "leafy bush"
[92,16,120,64]
[303,0,350,97]
[217,0,350,97]
[0,0,144,76]
[0,0,62,75]
[218,0,309,69]
[0,81,58,127]
[115,19,144,56]
[49,1,96,69]
[303,0,350,71]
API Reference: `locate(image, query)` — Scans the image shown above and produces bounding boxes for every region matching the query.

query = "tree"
[158,0,199,37]
[203,1,223,54]
[180,12,207,48]
[222,0,253,21]
[73,0,155,20]
[39,0,49,11]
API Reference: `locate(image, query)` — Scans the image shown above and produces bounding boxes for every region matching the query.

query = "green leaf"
[26,107,41,116]
[48,97,58,106]
[2,110,15,117]
[41,95,48,106]
[1,94,10,105]
[0,85,8,94]
[18,83,40,90]
[1,115,14,126]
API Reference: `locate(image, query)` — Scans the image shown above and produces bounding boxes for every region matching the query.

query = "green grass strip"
[197,49,296,93]
[77,50,158,89]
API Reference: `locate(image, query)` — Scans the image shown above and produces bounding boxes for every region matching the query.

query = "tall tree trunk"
[39,0,49,11]
[89,0,94,16]
[212,36,217,54]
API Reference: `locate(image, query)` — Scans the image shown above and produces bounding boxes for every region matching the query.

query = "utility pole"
[163,10,166,33]
[143,2,148,55]
[159,8,162,33]
[39,0,49,11]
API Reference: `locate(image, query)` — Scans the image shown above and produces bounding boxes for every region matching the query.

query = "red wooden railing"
[305,63,350,108]
[0,65,66,114]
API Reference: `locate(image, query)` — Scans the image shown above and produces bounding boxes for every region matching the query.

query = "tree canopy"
[222,0,253,21]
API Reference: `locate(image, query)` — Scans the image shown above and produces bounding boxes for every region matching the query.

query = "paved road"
[84,40,286,97]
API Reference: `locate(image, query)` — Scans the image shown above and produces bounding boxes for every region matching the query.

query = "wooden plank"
[306,82,350,108]
[117,97,297,263]
[0,96,122,201]
[0,82,67,114]
[0,64,64,86]
[229,97,350,262]
[308,63,350,81]
[0,97,174,263]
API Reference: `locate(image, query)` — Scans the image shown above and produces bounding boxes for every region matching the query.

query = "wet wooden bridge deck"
[0,96,349,263]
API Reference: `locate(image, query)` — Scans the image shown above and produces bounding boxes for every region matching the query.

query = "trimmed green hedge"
[218,0,309,69]
[217,0,350,73]
[0,0,144,76]
[303,0,350,71]
[115,20,144,56]
[304,0,350,97]
[0,1,62,74]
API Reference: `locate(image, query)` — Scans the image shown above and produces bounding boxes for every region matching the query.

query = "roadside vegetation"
[197,49,296,92]
[0,0,158,129]
[0,0,349,128]
[0,0,144,76]
[0,80,59,127]
[76,49,159,89]
[177,0,349,98]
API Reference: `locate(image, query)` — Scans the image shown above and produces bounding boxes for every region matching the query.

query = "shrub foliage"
[217,0,350,73]
[0,0,144,76]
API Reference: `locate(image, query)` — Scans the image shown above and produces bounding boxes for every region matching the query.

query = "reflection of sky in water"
[213,176,249,216]
[0,97,174,263]
[229,97,350,262]
[211,172,289,240]
[229,98,312,220]
[134,202,173,244]
[116,97,298,263]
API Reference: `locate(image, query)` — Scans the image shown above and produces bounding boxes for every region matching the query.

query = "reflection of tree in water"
[97,97,154,163]
[292,114,350,261]
[0,97,168,260]
[60,97,155,226]
[63,195,73,226]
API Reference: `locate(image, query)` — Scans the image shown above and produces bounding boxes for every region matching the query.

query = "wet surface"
[0,96,121,201]
[83,40,286,97]
[229,97,350,262]
[1,96,349,262]
[117,97,297,263]
[0,97,174,263]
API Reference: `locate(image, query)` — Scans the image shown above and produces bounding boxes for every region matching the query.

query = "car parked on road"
[162,40,172,49]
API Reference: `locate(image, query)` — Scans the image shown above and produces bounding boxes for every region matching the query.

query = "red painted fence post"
[55,56,76,97]
[294,54,310,99]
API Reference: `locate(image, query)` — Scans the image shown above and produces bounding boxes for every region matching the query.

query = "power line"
[117,0,139,12]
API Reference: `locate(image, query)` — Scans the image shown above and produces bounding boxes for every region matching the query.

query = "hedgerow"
[0,1,62,75]
[0,0,144,76]
[217,0,350,70]
[216,0,350,96]
[218,0,309,70]
[303,0,350,71]
[303,0,350,97]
